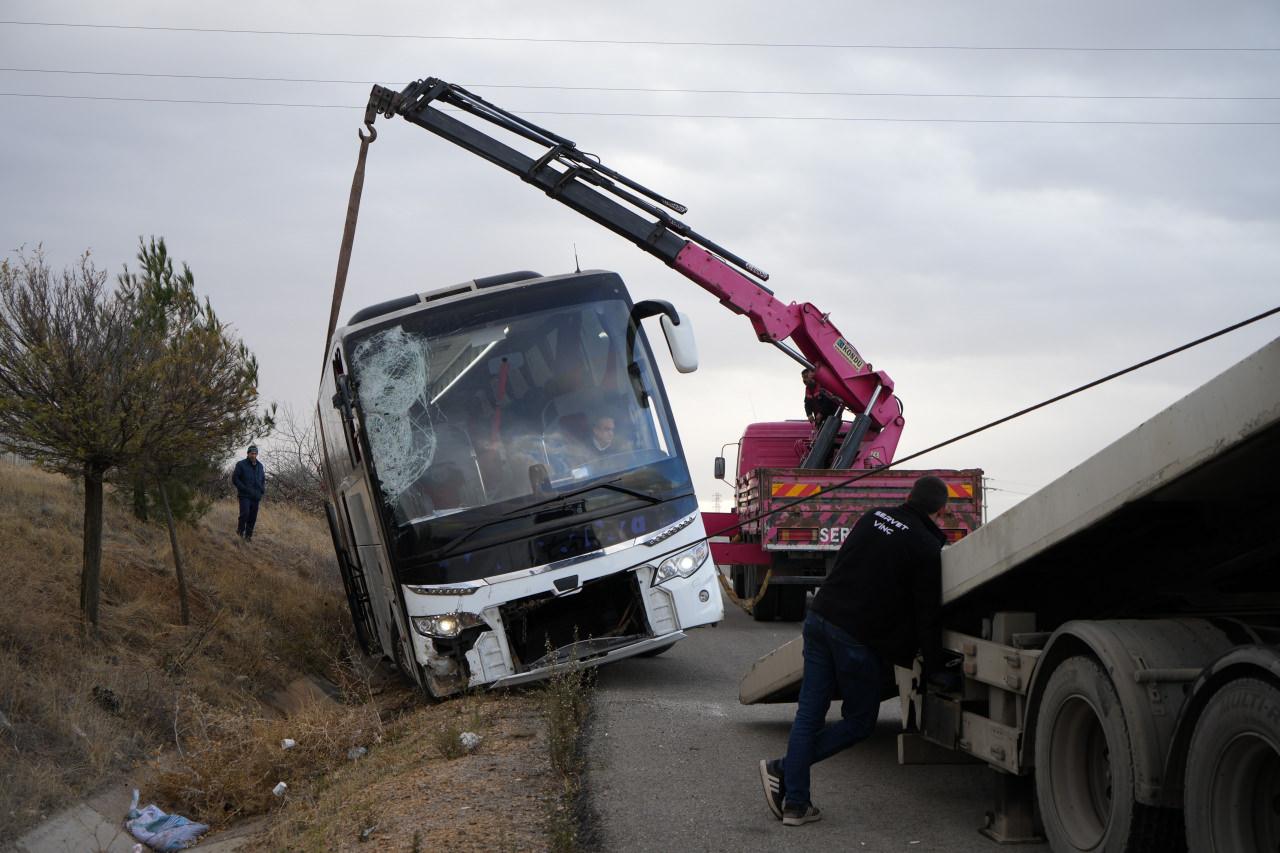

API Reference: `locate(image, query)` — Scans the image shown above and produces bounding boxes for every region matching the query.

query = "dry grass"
[257,691,553,852]
[1,462,584,850]
[155,696,384,827]
[0,462,347,837]
[541,660,596,852]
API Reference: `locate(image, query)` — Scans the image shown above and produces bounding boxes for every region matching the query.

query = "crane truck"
[316,77,980,696]
[741,335,1280,851]
[706,426,985,621]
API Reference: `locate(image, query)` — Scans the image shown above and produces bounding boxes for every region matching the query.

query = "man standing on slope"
[231,444,266,542]
[759,475,950,826]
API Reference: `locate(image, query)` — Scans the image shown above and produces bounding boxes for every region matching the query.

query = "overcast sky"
[3,1,1278,518]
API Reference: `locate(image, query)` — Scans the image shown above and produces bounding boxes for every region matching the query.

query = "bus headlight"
[411,612,486,638]
[654,541,709,585]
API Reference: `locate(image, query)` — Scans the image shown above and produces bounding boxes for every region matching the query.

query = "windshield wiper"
[421,511,511,560]
[506,478,660,517]
[430,481,662,559]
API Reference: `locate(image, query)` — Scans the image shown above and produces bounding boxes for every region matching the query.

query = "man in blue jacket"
[231,445,266,542]
[759,475,950,826]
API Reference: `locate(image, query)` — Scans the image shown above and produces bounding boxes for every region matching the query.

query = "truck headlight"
[411,612,486,638]
[654,541,709,585]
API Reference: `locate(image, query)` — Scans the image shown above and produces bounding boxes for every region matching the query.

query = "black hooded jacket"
[810,502,946,670]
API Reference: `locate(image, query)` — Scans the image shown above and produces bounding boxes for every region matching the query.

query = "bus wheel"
[1034,656,1138,852]
[390,623,419,685]
[1185,677,1280,851]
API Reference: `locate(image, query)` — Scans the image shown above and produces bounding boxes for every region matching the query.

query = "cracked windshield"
[349,281,682,527]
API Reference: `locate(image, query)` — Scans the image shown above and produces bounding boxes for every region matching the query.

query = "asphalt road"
[586,604,1052,853]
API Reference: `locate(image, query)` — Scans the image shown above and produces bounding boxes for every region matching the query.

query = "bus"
[317,268,723,697]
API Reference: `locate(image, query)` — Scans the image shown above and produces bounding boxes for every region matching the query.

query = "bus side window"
[332,350,362,465]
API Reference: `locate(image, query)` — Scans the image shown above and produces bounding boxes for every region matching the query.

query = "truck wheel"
[1184,677,1280,852]
[752,583,780,622]
[1034,655,1140,852]
[778,587,807,622]
[731,567,746,600]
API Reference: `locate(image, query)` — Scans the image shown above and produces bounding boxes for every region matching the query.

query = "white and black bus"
[317,269,723,697]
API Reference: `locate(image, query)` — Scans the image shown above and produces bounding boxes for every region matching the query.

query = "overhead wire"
[633,304,1280,574]
[3,67,1276,101]
[3,20,1279,51]
[2,92,1278,125]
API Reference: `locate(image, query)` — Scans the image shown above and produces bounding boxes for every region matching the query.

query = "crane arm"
[363,78,905,466]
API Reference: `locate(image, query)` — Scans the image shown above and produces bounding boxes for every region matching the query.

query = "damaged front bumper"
[485,631,686,689]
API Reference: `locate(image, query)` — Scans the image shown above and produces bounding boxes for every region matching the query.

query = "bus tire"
[390,621,420,686]
[1184,677,1280,852]
[1034,655,1140,853]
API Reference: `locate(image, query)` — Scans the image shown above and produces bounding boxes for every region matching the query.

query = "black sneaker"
[782,802,822,826]
[758,759,785,820]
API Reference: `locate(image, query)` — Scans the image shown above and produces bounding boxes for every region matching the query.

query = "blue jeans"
[783,611,883,808]
[237,496,260,538]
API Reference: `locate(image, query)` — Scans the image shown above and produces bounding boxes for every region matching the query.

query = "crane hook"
[359,123,378,144]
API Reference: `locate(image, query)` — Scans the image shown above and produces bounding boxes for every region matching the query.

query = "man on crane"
[759,476,949,826]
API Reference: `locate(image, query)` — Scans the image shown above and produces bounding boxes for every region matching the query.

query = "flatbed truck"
[742,336,1280,851]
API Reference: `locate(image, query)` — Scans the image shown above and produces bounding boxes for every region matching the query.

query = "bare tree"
[263,403,326,514]
[0,249,145,628]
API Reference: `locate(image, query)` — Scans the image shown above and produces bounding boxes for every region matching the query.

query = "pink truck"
[706,420,984,621]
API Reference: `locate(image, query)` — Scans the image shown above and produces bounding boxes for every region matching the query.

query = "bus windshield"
[346,275,691,535]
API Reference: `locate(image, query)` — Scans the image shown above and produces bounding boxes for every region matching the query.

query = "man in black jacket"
[759,475,949,826]
[231,445,266,542]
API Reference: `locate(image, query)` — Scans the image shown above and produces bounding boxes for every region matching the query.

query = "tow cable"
[324,113,378,364]
[715,567,774,616]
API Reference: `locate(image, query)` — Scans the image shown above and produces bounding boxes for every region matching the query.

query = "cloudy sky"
[3,1,1277,518]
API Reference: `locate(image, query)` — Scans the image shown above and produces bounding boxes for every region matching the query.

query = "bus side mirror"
[714,456,726,480]
[660,312,698,373]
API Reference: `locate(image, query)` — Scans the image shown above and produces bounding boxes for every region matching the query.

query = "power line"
[587,303,1280,585]
[4,67,1276,102]
[694,303,1280,544]
[4,92,1279,125]
[3,20,1279,52]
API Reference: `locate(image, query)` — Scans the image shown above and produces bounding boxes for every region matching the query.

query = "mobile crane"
[354,80,985,623]
[317,76,965,697]
[359,78,906,467]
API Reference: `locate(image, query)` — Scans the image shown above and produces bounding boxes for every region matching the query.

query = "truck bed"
[942,336,1280,626]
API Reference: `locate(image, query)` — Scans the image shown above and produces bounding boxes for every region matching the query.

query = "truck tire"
[1034,655,1142,853]
[778,587,807,622]
[1184,677,1280,852]
[731,566,746,600]
[743,566,778,621]
[752,583,780,622]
